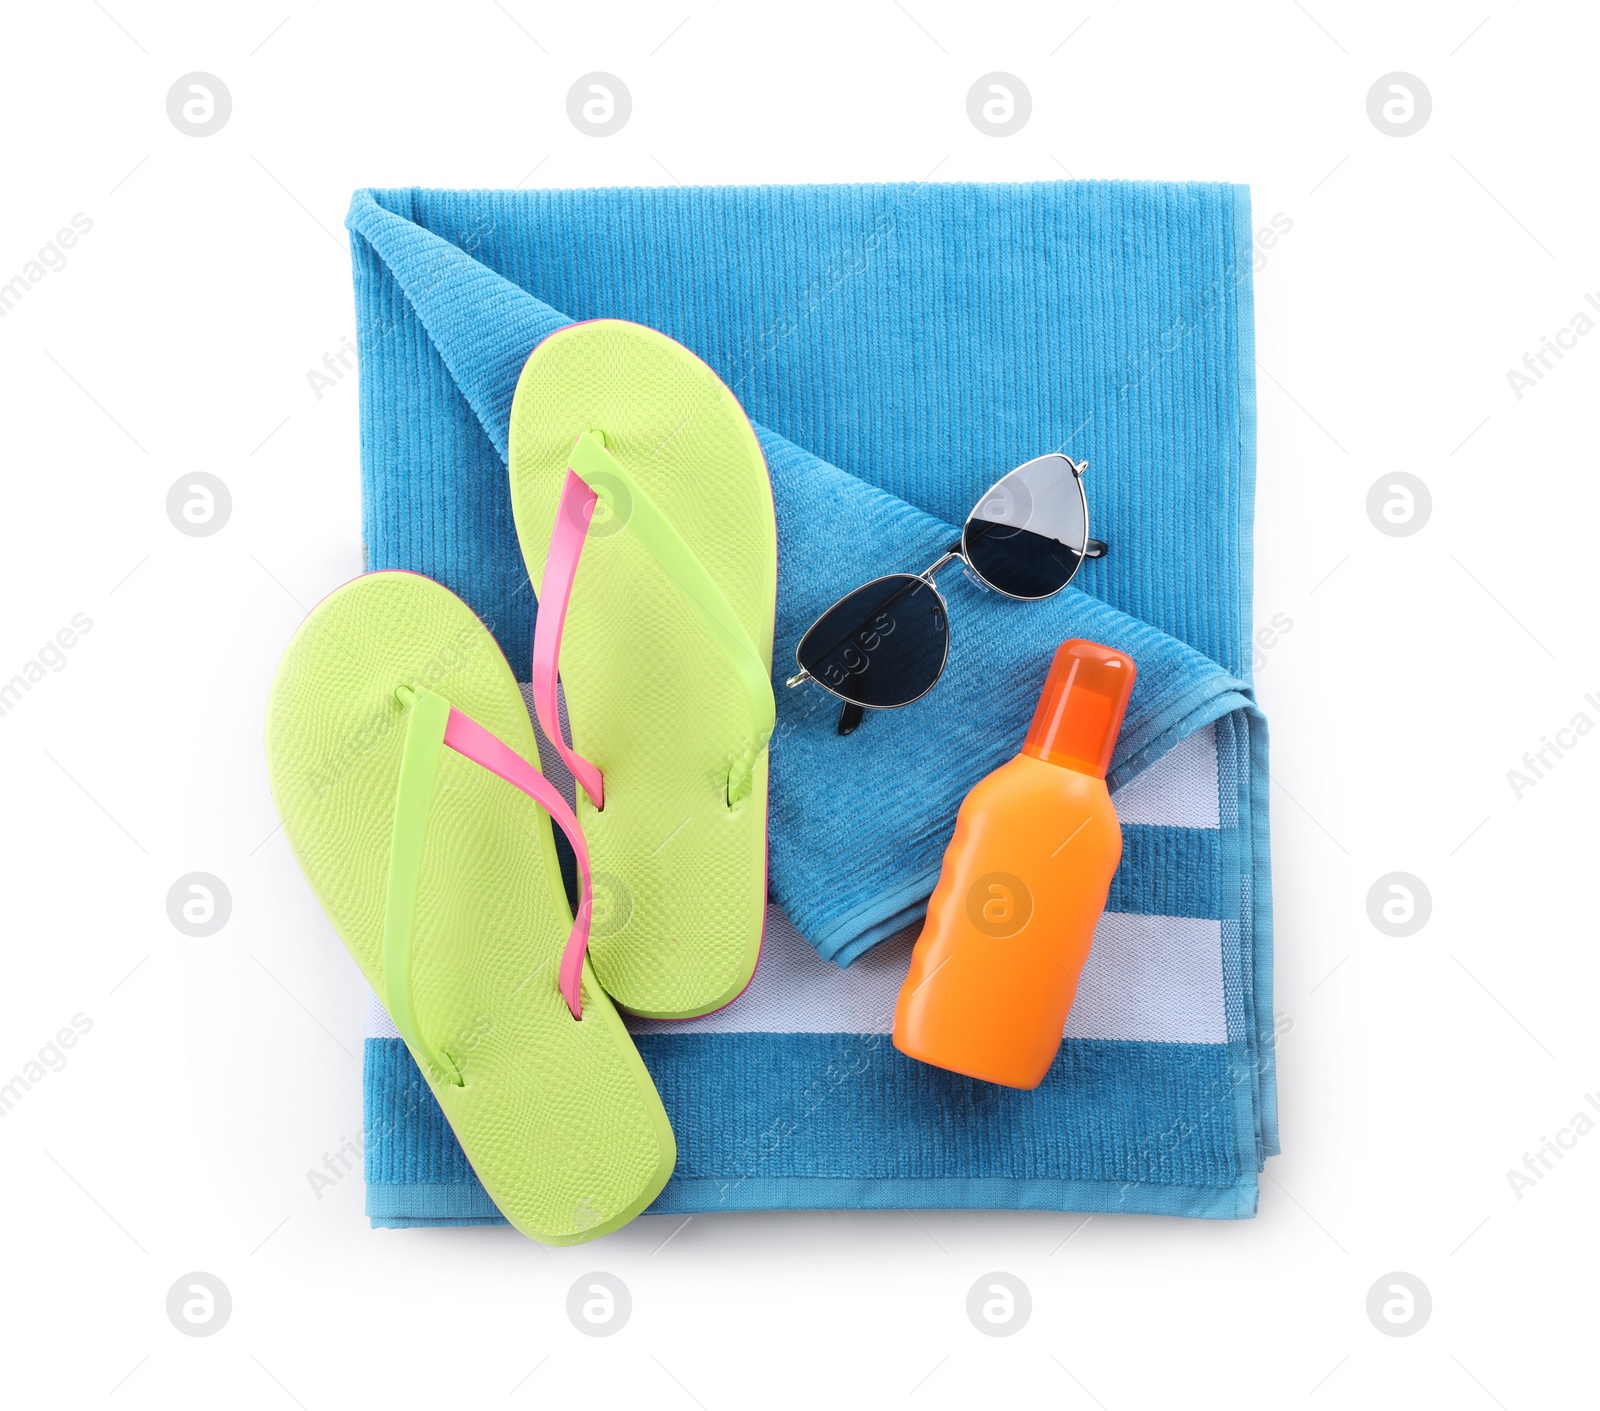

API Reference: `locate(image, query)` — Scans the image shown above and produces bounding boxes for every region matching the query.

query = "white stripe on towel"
[1110,722,1219,829]
[363,707,1227,1046]
[366,907,1225,1045]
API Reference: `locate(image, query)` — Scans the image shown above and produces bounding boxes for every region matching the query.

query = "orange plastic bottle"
[893,640,1137,1089]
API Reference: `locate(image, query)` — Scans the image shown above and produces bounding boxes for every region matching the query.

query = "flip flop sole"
[509,321,776,1019]
[266,571,674,1242]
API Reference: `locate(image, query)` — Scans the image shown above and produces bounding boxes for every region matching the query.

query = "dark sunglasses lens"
[796,575,948,708]
[963,454,1087,599]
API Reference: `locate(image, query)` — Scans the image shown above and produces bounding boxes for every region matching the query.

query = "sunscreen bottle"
[893,640,1136,1089]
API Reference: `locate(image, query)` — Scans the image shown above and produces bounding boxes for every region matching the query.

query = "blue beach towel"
[347,180,1278,1223]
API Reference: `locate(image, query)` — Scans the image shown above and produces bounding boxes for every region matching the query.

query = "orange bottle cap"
[1022,639,1137,778]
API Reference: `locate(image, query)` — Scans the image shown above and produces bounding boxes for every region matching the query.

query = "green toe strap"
[383,685,464,1087]
[553,431,775,805]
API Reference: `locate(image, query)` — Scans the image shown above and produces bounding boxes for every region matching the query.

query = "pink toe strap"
[531,469,607,812]
[442,705,592,1018]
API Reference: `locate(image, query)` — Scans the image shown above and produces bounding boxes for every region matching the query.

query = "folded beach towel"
[348,179,1277,1222]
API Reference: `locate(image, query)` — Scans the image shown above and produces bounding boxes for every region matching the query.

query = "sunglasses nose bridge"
[919,548,964,582]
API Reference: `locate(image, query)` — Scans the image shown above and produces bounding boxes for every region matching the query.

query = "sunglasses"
[785,453,1107,735]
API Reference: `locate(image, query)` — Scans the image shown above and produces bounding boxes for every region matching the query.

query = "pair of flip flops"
[266,321,777,1242]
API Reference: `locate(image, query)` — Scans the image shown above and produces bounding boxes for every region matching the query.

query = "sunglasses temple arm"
[837,700,866,736]
[1084,538,1108,559]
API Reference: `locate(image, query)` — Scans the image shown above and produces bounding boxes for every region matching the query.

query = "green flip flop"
[509,320,777,1019]
[266,570,674,1243]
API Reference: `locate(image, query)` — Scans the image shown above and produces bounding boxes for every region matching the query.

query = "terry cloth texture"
[346,180,1278,1223]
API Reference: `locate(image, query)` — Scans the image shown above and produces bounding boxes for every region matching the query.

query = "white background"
[2,1,1596,1406]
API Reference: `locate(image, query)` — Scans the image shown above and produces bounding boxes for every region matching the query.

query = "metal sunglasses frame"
[785,454,1107,734]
